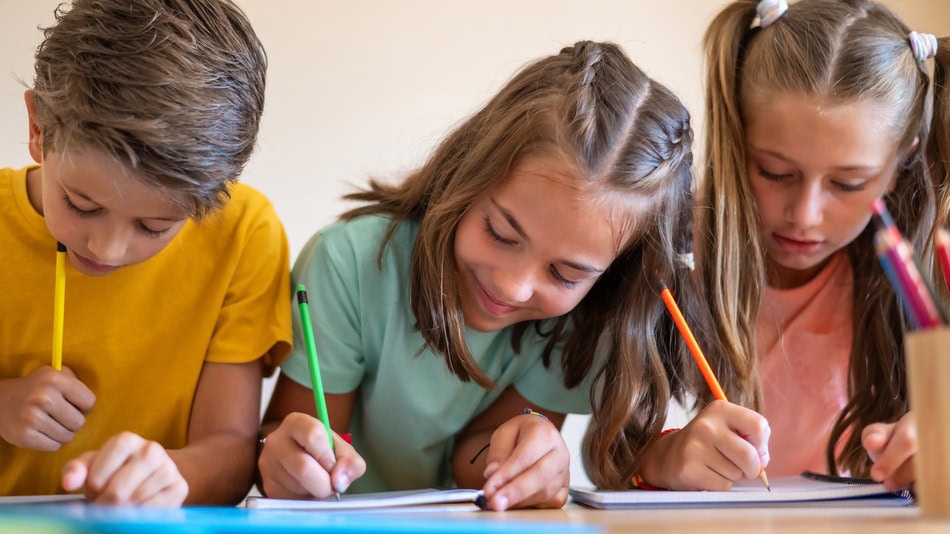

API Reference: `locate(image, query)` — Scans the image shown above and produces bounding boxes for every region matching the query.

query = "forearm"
[452,428,495,489]
[170,429,257,505]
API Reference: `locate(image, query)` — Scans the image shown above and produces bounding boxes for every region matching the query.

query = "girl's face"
[454,155,632,333]
[744,94,904,289]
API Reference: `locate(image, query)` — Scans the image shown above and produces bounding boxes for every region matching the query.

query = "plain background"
[1,0,948,489]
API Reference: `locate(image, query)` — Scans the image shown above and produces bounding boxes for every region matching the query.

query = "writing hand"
[640,400,770,491]
[257,412,365,499]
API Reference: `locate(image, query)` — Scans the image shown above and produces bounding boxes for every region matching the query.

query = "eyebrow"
[489,197,605,275]
[64,185,186,222]
[751,147,881,172]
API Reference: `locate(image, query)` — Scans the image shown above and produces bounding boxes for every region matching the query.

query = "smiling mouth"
[474,277,518,316]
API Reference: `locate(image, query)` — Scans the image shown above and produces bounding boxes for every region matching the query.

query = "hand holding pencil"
[635,285,771,492]
[256,284,366,500]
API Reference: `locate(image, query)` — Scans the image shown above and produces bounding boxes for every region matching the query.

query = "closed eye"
[484,216,517,246]
[63,195,99,218]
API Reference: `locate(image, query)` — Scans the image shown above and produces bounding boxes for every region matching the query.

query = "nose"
[492,264,534,304]
[787,182,823,229]
[86,223,131,264]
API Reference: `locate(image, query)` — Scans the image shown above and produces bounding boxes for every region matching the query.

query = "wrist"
[633,428,680,490]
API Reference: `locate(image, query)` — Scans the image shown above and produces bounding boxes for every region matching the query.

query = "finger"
[130,460,188,506]
[861,423,892,462]
[712,432,763,481]
[869,423,916,484]
[329,435,366,493]
[262,452,314,499]
[59,367,96,413]
[84,432,142,493]
[44,399,87,436]
[487,449,567,510]
[291,418,338,473]
[61,451,96,492]
[139,477,189,507]
[483,424,519,483]
[94,440,168,504]
[278,445,334,499]
[483,429,554,497]
[25,416,71,450]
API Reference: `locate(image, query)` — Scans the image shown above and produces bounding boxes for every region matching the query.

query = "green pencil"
[295,284,334,452]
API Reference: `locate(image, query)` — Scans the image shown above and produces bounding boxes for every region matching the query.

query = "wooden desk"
[398,503,949,533]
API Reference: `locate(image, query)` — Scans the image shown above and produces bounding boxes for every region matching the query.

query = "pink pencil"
[937,228,950,295]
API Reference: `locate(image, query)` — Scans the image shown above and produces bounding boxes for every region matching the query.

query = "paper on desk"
[245,488,483,510]
[0,494,84,505]
[569,476,914,509]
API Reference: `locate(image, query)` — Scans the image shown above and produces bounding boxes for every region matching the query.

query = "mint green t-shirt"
[281,215,595,493]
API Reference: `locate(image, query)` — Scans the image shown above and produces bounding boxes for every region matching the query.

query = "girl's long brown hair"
[701,0,949,476]
[341,41,708,488]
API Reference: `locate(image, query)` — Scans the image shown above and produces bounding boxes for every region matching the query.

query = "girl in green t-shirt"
[259,40,714,510]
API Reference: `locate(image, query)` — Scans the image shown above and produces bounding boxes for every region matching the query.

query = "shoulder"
[307,214,417,266]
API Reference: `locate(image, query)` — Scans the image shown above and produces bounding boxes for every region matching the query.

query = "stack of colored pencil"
[871,199,947,330]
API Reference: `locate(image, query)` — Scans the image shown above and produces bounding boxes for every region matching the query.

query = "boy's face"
[26,94,189,276]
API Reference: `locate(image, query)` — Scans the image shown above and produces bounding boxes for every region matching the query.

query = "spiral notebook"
[245,488,484,511]
[569,473,914,509]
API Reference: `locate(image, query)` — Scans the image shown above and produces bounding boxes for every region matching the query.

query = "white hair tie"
[909,31,938,63]
[756,0,788,28]
[676,252,695,271]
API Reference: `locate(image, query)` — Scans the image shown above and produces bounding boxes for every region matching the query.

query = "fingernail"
[335,474,350,493]
[494,495,508,511]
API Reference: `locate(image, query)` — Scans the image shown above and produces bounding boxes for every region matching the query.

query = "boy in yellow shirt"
[0,0,291,505]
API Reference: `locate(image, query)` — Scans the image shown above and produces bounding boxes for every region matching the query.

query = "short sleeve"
[204,190,292,374]
[281,225,366,393]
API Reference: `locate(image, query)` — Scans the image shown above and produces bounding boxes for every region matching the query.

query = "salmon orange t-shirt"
[756,252,853,476]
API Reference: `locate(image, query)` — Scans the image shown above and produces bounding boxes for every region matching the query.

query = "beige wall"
[1,0,948,489]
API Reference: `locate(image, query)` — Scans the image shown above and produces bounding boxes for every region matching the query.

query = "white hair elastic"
[676,252,695,272]
[909,31,938,63]
[756,0,788,28]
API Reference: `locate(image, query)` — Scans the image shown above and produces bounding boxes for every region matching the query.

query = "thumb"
[61,451,95,492]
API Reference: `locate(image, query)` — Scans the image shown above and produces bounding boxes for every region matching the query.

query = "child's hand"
[0,365,95,451]
[480,412,569,511]
[61,431,188,506]
[640,400,770,491]
[862,412,916,491]
[257,412,366,499]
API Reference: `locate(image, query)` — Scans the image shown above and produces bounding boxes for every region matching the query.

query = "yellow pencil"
[660,284,770,491]
[52,242,66,371]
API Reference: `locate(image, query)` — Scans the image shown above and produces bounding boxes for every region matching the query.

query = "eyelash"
[482,215,578,290]
[63,195,97,218]
[757,169,866,193]
[63,195,170,239]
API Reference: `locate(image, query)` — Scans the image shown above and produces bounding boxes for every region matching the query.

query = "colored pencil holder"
[906,327,950,517]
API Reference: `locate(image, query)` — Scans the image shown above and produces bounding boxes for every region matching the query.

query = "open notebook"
[570,474,914,509]
[245,488,484,511]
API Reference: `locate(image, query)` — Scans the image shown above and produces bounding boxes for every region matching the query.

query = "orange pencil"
[660,284,770,491]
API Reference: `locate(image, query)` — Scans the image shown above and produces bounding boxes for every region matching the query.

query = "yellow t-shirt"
[0,165,292,496]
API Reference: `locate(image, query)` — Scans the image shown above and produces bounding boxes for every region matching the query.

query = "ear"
[24,90,43,164]
[887,136,920,195]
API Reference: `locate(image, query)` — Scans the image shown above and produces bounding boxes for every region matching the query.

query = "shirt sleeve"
[280,225,366,393]
[204,193,292,375]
